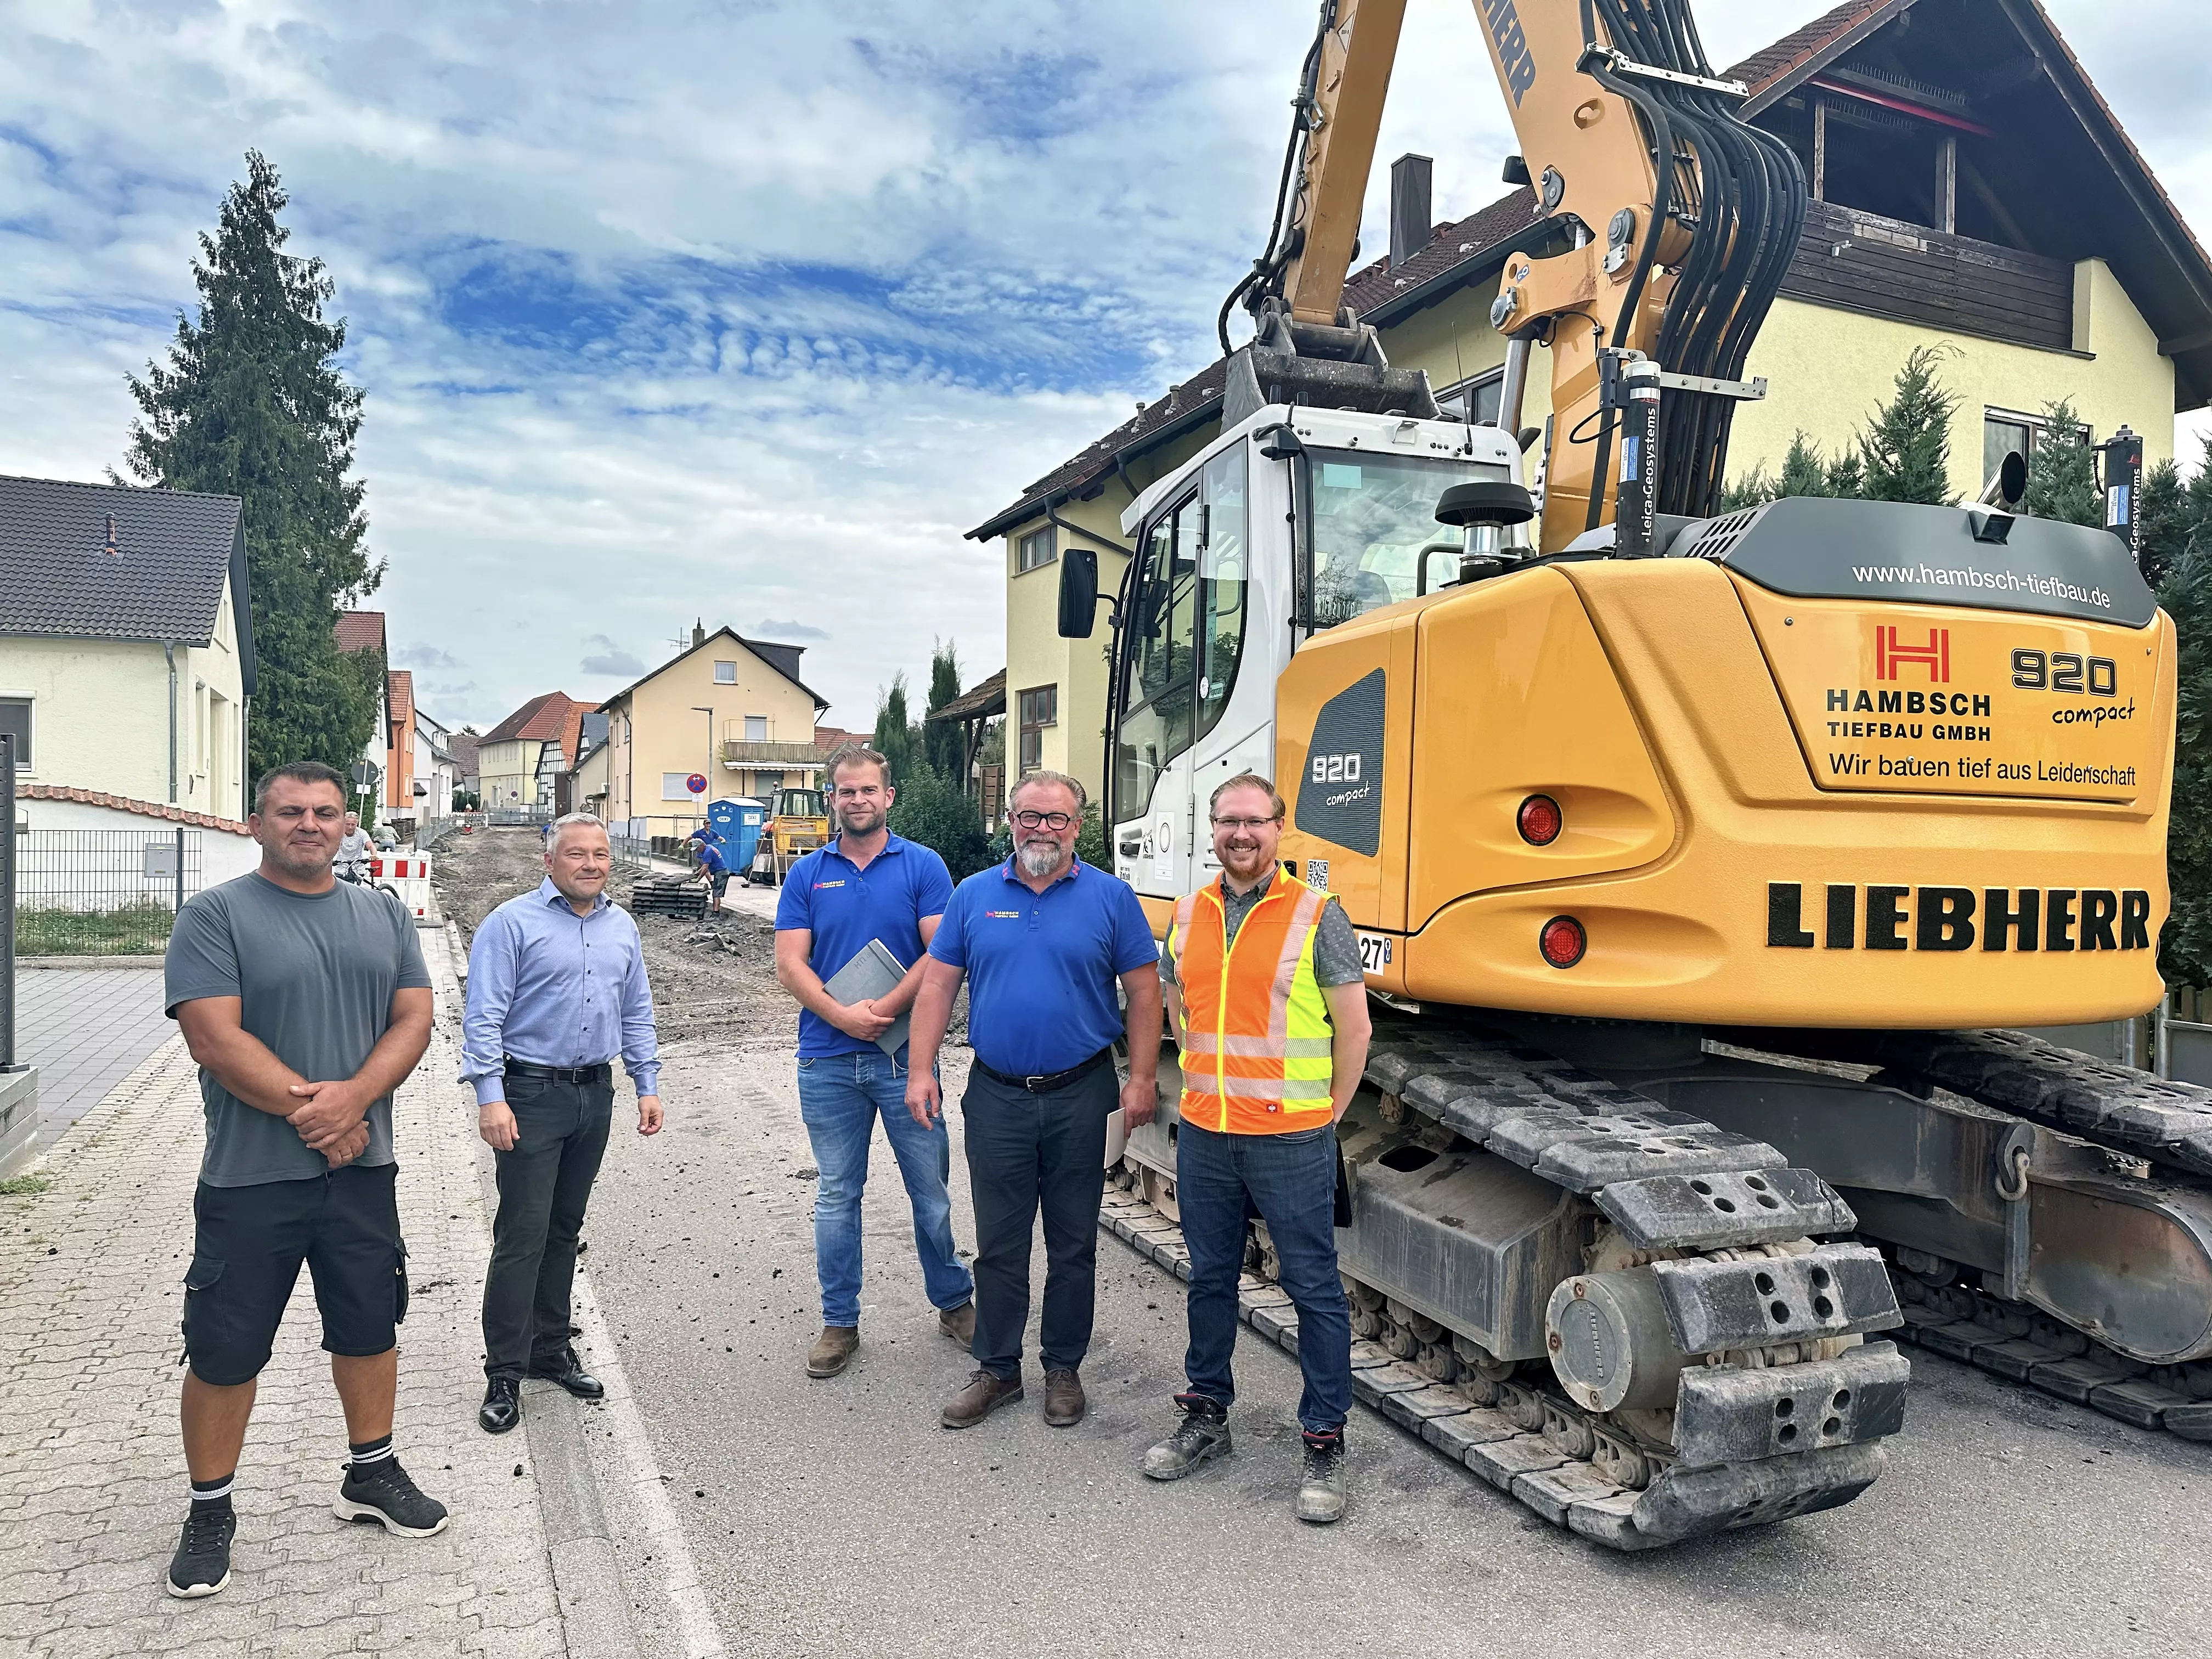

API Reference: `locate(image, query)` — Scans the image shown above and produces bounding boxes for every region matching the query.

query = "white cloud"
[1,0,2205,738]
[755,619,829,641]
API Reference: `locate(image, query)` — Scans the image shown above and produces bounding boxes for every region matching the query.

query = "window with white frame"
[714,661,737,684]
[0,697,29,768]
[1984,406,2091,490]
[744,714,769,742]
[662,771,696,800]
[1017,526,1056,573]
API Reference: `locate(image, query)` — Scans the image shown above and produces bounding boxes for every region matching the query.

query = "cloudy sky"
[3,0,2207,732]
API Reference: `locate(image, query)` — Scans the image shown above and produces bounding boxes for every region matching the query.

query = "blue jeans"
[795,1051,973,1327]
[1177,1120,1352,1436]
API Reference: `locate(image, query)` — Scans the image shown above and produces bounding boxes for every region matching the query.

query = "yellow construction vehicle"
[1057,0,2205,1549]
[758,784,831,883]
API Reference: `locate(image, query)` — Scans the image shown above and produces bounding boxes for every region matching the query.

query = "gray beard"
[1017,838,1065,878]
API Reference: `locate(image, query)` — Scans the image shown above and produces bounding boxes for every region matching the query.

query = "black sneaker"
[166,1504,235,1599]
[334,1455,450,1538]
[1142,1397,1232,1481]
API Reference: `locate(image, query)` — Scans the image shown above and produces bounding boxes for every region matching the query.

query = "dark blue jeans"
[797,1051,973,1327]
[1177,1120,1352,1436]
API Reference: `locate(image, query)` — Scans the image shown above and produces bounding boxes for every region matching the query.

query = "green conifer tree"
[1856,346,1959,505]
[123,152,382,780]
[1776,431,1833,498]
[1824,449,1865,498]
[2137,458,2190,589]
[2021,402,2101,527]
[923,640,965,777]
[873,674,918,787]
[2160,537,2212,988]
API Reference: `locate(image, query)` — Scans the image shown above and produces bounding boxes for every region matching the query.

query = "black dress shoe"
[530,1347,605,1401]
[479,1378,521,1435]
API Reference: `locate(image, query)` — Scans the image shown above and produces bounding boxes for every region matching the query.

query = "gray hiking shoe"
[1296,1431,1346,1524]
[1142,1396,1231,1481]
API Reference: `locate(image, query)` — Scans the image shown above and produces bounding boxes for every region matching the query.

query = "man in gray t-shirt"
[158,762,443,1603]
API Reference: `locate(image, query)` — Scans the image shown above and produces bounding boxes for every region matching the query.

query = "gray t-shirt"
[1168,870,1365,989]
[165,871,431,1188]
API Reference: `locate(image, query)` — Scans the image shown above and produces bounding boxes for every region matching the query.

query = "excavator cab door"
[1112,487,1201,900]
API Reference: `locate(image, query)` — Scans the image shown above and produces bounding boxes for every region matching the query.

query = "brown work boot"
[805,1325,859,1379]
[938,1301,977,1346]
[1042,1367,1086,1427]
[941,1368,1024,1429]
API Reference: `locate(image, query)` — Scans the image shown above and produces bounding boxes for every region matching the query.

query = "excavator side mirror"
[1259,425,1305,462]
[1057,544,1100,639]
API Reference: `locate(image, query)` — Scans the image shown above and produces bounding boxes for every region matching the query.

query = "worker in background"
[691,827,732,915]
[335,810,371,884]
[773,746,972,1380]
[162,761,442,1600]
[1142,773,1370,1525]
[461,812,664,1436]
[906,771,1161,1433]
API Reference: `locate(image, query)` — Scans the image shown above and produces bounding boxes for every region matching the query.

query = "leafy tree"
[873,674,918,787]
[1777,431,1833,499]
[923,640,966,777]
[888,764,992,878]
[123,151,382,780]
[1855,346,1958,505]
[2022,402,2100,527]
[2138,458,2190,589]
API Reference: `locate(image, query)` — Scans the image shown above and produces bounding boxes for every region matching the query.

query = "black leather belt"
[973,1047,1114,1094]
[504,1057,612,1085]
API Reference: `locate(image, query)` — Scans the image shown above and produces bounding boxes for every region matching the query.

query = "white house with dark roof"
[0,473,257,822]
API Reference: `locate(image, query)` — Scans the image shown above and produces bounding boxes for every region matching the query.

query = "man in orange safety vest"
[1141,772,1370,1523]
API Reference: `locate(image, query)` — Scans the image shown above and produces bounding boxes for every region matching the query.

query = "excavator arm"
[1234,0,1805,551]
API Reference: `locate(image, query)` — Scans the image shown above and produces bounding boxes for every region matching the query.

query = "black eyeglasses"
[1012,810,1075,831]
[1210,816,1281,831]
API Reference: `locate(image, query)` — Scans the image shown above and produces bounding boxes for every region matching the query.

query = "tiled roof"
[1340,185,1544,317]
[335,611,386,654]
[1726,0,1894,99]
[927,668,1007,724]
[484,691,585,744]
[0,473,242,646]
[24,784,251,836]
[813,725,873,753]
[448,731,482,775]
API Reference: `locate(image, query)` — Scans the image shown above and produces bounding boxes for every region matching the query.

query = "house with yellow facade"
[0,473,255,821]
[592,624,830,826]
[476,691,595,814]
[966,0,2212,803]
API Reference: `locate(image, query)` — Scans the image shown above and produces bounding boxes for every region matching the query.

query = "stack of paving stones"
[0,974,565,1655]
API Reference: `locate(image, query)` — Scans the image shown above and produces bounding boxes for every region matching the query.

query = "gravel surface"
[431,827,788,1049]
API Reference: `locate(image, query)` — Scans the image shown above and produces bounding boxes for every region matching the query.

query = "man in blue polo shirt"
[690,830,731,915]
[906,770,1161,1432]
[774,746,972,1381]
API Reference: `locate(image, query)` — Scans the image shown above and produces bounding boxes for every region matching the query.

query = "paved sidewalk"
[0,939,566,1657]
[13,966,175,1145]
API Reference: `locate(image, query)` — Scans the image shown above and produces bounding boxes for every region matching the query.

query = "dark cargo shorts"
[182,1161,409,1386]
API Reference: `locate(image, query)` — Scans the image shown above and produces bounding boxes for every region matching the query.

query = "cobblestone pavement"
[0,935,567,1658]
[13,967,176,1145]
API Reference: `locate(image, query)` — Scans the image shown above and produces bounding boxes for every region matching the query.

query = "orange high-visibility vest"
[1166,870,1339,1135]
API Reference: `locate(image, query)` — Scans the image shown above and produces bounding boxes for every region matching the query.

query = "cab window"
[1307,450,1511,629]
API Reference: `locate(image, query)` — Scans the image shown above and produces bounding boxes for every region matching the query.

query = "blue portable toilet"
[709,797,766,877]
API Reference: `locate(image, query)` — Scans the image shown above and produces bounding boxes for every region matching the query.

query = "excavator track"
[1754,1028,2212,1443]
[1100,1019,1909,1550]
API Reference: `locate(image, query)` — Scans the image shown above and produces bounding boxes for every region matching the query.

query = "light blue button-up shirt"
[460,877,662,1106]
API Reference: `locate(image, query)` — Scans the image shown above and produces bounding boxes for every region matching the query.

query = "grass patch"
[0,1174,52,1196]
[14,902,175,955]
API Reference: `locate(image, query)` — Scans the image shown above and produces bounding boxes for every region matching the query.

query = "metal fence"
[14,827,204,955]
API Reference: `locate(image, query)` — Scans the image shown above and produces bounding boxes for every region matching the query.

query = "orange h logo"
[1876,624,1949,682]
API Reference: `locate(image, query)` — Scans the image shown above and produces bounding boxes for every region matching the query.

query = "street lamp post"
[693,706,714,826]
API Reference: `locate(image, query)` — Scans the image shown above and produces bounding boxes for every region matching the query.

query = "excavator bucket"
[1221,340,1441,431]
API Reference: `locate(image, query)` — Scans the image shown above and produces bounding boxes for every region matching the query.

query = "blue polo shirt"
[695,840,729,876]
[928,857,1159,1077]
[775,832,954,1059]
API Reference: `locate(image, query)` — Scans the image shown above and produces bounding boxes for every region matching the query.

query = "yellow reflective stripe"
[1182,1032,1333,1059]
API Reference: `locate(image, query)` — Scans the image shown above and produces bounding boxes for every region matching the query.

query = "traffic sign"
[686,772,708,795]
[350,761,380,789]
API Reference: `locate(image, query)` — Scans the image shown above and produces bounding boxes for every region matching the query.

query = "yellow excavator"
[1054,0,2205,1549]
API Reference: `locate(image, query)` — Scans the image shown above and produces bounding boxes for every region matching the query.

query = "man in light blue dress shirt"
[460,812,664,1434]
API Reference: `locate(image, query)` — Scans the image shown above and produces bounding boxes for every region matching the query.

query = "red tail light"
[1539,915,1586,969]
[1517,794,1562,846]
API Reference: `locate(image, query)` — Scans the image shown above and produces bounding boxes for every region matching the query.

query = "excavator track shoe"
[1670,1342,1910,1464]
[1595,1167,1855,1250]
[1652,1244,1902,1353]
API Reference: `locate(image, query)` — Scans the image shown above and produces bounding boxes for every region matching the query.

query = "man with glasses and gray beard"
[906,772,1161,1432]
